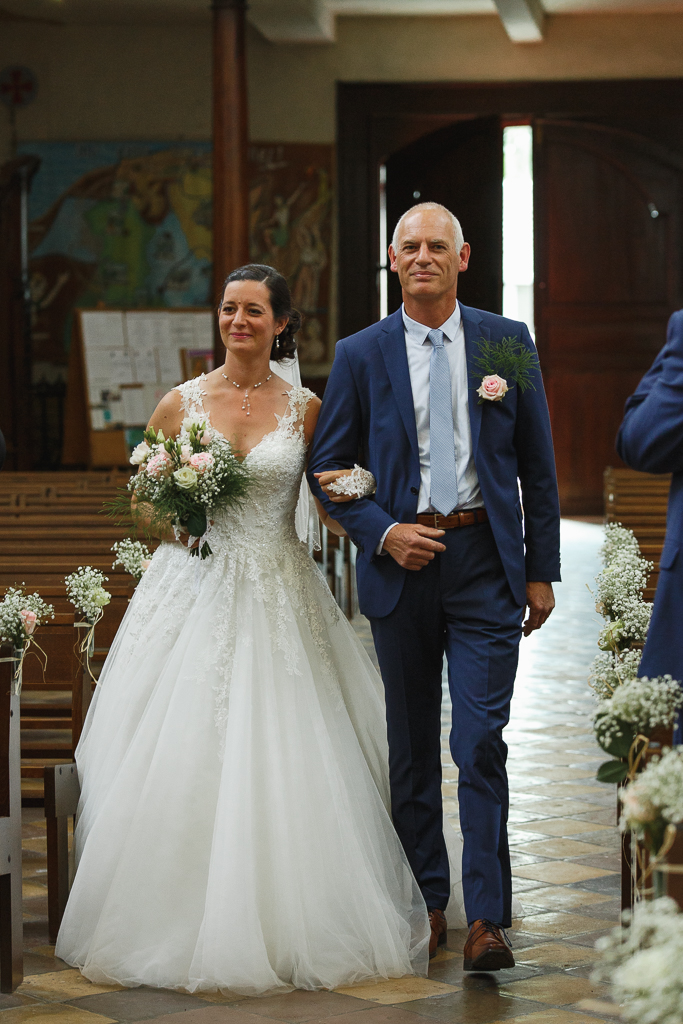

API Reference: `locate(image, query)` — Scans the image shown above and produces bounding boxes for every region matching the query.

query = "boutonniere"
[471,336,540,404]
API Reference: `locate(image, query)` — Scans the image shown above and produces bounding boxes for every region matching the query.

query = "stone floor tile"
[67,988,215,1020]
[566,875,620,895]
[224,991,376,1022]
[499,973,610,1005]
[0,995,38,1012]
[134,1009,290,1024]
[520,820,611,838]
[518,887,612,912]
[575,899,620,921]
[17,971,123,1003]
[513,912,616,938]
[572,809,617,826]
[484,1013,618,1024]
[530,769,597,782]
[392,987,545,1023]
[511,878,548,894]
[512,862,615,885]
[427,961,539,988]
[574,998,622,1017]
[0,1006,117,1023]
[309,1008,437,1024]
[508,830,552,847]
[520,839,608,860]
[21,882,48,900]
[514,943,600,969]
[23,951,73,977]
[568,853,620,872]
[335,978,459,1004]
[512,800,598,818]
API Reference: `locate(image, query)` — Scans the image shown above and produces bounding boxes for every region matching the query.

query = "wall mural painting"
[19,141,212,385]
[248,144,333,369]
[19,141,334,388]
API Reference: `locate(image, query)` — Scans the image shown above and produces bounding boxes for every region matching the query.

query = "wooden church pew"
[0,651,23,992]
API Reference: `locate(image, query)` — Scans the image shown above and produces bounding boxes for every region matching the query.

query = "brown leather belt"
[416,508,489,530]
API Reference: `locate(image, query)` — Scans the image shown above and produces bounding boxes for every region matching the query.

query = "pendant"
[242,389,250,416]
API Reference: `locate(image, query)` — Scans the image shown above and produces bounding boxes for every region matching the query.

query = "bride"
[57,263,459,996]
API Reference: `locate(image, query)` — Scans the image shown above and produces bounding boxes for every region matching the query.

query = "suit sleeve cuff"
[375,523,398,556]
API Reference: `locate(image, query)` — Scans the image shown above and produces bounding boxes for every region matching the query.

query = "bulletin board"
[63,308,214,467]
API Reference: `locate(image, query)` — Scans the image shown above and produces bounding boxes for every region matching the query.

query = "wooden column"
[212,0,249,363]
[0,651,23,992]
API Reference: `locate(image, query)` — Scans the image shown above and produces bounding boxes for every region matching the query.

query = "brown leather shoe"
[428,909,448,959]
[463,919,514,971]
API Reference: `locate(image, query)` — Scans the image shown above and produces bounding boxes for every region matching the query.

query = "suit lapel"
[378,310,419,460]
[461,303,486,460]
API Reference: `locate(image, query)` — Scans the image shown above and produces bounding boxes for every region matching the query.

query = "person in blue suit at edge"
[617,308,683,746]
[307,203,561,970]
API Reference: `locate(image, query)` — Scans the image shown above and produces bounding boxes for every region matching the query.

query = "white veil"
[270,353,321,552]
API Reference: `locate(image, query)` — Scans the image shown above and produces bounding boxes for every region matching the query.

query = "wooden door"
[384,116,503,317]
[534,119,683,514]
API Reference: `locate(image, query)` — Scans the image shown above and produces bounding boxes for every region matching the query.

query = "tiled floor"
[3,520,623,1023]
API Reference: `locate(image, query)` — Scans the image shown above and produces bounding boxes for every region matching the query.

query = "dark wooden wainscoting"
[337,80,683,514]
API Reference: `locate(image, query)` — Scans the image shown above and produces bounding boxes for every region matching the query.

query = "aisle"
[4,520,622,1024]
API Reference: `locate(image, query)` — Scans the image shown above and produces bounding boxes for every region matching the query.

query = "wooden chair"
[0,649,23,992]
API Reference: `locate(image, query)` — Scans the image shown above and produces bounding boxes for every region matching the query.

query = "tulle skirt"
[55,539,435,995]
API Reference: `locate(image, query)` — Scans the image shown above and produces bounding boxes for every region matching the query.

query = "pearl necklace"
[221,371,272,416]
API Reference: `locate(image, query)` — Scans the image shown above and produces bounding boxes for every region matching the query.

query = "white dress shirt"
[377,302,483,553]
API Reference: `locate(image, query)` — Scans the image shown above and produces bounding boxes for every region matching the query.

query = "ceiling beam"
[494,0,545,41]
[248,0,335,42]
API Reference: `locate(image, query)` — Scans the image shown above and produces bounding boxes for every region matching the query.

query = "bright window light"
[502,125,534,338]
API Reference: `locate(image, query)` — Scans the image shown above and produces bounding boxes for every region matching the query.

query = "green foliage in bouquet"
[470,336,540,394]
[105,419,253,559]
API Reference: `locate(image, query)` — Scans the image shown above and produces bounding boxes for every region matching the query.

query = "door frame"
[337,78,683,340]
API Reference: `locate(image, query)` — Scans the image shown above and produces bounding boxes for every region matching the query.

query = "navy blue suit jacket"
[307,304,561,618]
[617,309,683,688]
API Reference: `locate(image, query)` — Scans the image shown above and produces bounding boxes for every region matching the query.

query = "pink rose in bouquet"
[20,609,37,635]
[180,444,193,464]
[477,374,509,402]
[146,451,172,477]
[189,452,215,474]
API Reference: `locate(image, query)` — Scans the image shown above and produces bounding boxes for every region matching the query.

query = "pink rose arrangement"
[146,451,172,477]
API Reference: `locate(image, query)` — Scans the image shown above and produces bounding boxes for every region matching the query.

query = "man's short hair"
[391,202,465,254]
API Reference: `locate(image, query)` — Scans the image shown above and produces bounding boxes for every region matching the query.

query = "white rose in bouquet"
[130,441,151,465]
[174,466,198,491]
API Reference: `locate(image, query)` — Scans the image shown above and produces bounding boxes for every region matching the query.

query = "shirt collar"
[401,301,462,347]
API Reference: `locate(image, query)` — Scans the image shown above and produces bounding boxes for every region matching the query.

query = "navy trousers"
[369,522,524,928]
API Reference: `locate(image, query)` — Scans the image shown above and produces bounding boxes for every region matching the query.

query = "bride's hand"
[315,467,377,503]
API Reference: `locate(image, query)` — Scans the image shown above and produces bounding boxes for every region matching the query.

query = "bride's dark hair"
[219,264,302,362]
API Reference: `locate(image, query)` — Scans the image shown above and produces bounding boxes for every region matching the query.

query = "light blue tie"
[428,328,459,516]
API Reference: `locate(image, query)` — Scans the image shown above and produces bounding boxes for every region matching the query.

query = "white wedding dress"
[56,379,467,997]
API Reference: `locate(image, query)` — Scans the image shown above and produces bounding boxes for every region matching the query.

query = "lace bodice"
[176,375,315,551]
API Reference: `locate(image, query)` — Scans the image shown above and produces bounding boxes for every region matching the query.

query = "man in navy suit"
[617,309,683,745]
[308,203,561,969]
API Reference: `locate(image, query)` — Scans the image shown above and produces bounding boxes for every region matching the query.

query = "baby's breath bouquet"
[0,587,54,648]
[112,539,152,581]
[589,523,678,784]
[594,677,683,783]
[107,418,251,560]
[65,567,111,625]
[0,586,54,693]
[620,747,683,855]
[593,898,683,1024]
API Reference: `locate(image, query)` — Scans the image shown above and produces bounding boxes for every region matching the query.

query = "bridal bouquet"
[108,418,252,559]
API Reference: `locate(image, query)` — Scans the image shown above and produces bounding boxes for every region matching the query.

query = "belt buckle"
[433,513,441,530]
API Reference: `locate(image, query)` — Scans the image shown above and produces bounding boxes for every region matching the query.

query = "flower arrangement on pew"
[106,418,252,560]
[111,539,152,582]
[65,567,111,679]
[621,748,683,860]
[593,897,683,1024]
[589,524,682,784]
[0,586,54,694]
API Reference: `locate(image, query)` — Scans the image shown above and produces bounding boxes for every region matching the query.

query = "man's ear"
[388,245,398,273]
[458,243,471,272]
